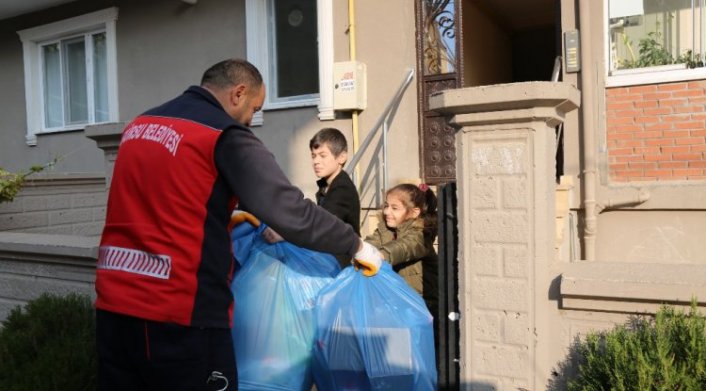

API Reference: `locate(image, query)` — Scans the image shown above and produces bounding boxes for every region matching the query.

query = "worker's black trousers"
[96,309,237,391]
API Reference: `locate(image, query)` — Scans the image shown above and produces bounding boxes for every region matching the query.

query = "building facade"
[0,0,705,389]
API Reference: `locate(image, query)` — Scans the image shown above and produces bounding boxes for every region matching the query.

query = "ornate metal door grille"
[415,0,463,184]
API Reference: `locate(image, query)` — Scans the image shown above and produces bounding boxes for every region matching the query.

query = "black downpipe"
[436,182,460,390]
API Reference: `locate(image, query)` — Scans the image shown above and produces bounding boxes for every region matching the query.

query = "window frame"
[601,0,706,202]
[18,7,119,146]
[245,0,333,125]
[603,0,706,87]
[604,0,706,88]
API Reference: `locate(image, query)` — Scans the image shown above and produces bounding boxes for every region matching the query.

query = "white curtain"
[63,37,87,125]
[42,43,62,128]
[93,32,109,122]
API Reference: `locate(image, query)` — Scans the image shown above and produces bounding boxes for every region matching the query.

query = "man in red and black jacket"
[95,59,382,391]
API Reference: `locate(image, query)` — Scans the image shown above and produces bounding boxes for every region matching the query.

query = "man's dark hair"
[200,59,263,90]
[310,128,348,157]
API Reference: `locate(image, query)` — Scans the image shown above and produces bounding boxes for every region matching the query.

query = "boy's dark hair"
[309,128,348,157]
[200,58,263,90]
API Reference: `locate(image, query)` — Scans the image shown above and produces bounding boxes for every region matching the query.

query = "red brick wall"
[606,80,706,182]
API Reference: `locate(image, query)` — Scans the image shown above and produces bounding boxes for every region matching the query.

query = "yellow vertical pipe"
[348,0,357,61]
[349,0,360,186]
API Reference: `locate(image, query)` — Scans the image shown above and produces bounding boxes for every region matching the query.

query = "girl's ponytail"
[418,184,438,238]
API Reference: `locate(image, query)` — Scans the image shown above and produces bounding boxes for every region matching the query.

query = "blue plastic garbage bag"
[231,226,341,391]
[230,219,264,266]
[312,263,437,391]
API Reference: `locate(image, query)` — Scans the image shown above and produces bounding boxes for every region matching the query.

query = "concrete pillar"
[85,122,125,190]
[430,82,580,390]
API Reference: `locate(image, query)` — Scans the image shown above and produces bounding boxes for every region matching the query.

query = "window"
[270,0,319,98]
[18,8,118,145]
[43,32,109,128]
[607,0,706,87]
[246,0,333,124]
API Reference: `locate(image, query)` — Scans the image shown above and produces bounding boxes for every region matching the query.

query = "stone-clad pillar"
[431,82,579,390]
[85,122,125,190]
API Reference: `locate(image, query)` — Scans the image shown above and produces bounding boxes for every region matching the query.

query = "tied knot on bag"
[418,183,429,192]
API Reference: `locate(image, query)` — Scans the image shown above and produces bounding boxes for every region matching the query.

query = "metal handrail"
[551,56,564,157]
[345,68,415,192]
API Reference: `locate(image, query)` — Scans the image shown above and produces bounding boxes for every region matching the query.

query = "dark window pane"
[273,0,319,98]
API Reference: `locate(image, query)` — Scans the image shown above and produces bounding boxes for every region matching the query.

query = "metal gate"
[415,0,463,185]
[436,182,460,390]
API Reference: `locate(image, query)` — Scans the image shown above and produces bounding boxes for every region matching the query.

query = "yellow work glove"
[230,211,261,227]
[353,241,383,277]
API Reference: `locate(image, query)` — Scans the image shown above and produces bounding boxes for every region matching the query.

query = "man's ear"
[230,84,247,105]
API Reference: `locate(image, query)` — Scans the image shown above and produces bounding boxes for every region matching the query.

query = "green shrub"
[0,157,60,203]
[568,302,706,391]
[0,293,96,391]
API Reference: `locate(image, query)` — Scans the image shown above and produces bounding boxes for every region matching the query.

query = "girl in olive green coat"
[364,183,438,316]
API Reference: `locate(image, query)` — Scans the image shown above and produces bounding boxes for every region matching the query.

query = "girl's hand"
[262,227,284,244]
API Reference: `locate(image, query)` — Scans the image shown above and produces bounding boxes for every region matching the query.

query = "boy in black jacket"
[311,128,361,267]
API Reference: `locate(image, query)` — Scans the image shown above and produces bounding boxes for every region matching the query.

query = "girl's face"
[383,192,420,229]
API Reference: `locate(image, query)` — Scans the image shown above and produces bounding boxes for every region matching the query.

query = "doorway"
[416,0,560,184]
